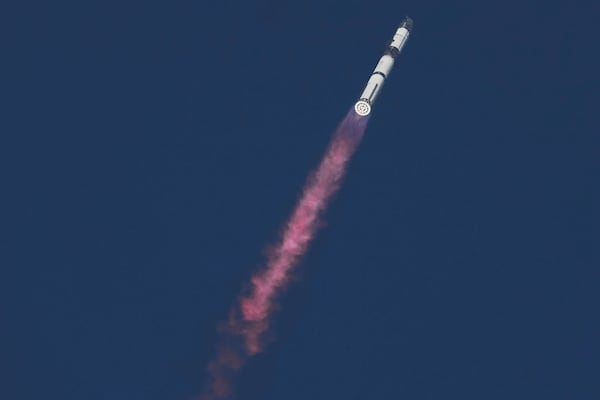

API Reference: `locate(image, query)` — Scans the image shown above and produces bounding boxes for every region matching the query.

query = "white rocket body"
[354,17,413,116]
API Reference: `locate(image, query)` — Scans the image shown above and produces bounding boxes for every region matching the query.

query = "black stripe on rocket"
[368,83,379,102]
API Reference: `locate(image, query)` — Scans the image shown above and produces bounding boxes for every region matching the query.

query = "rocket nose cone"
[400,17,414,31]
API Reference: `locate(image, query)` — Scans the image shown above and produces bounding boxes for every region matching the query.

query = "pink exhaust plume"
[201,110,369,400]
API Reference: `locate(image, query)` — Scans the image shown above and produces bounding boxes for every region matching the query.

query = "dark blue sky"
[1,1,597,399]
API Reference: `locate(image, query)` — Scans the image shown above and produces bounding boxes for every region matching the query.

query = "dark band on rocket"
[385,46,400,59]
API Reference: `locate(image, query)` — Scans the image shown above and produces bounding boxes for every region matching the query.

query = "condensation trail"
[202,110,369,400]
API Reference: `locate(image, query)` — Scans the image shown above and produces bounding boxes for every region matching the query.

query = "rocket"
[354,17,413,116]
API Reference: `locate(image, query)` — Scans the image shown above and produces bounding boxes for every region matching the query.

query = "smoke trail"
[202,109,369,400]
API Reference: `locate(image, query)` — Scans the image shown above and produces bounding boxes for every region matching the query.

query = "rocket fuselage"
[354,17,413,116]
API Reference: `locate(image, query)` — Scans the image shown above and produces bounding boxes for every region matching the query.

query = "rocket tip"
[401,16,414,31]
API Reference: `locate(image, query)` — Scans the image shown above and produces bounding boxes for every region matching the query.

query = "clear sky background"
[1,1,597,399]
